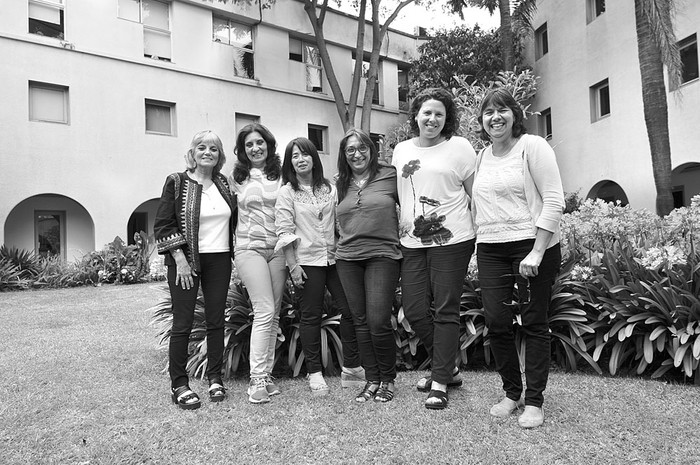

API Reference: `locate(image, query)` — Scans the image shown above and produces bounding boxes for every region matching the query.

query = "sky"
[390,3,500,34]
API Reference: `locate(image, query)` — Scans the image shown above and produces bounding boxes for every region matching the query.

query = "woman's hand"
[175,260,197,290]
[290,264,307,289]
[519,250,543,278]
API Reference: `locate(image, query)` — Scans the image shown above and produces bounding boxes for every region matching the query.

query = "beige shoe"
[490,397,524,418]
[307,372,330,397]
[518,406,544,428]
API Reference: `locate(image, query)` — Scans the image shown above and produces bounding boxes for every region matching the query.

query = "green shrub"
[0,246,42,279]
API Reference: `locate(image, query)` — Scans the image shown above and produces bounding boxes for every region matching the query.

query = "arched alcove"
[587,180,629,206]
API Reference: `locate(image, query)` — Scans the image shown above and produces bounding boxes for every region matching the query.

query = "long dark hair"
[232,123,281,183]
[477,88,527,141]
[408,87,459,139]
[336,128,380,202]
[282,137,330,193]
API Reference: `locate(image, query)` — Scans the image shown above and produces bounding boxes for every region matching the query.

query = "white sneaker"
[341,367,366,388]
[247,377,270,404]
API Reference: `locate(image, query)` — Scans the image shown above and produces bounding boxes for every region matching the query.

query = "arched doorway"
[4,194,95,261]
[127,198,160,245]
[587,180,629,206]
[671,162,700,208]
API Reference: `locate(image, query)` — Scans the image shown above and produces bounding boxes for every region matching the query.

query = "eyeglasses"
[345,145,369,156]
[500,273,530,306]
[355,189,362,206]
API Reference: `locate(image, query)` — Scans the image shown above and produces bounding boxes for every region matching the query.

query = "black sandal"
[374,381,395,403]
[208,379,226,403]
[171,385,201,410]
[416,370,462,392]
[425,389,448,410]
[355,381,380,403]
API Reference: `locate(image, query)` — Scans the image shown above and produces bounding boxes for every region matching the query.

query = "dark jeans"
[298,265,360,373]
[401,240,475,385]
[167,252,231,389]
[477,240,561,408]
[336,257,400,383]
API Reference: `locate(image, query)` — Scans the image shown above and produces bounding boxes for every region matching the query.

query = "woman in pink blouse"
[275,137,364,396]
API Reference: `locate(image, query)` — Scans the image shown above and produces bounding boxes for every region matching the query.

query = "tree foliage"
[447,0,537,71]
[408,25,503,97]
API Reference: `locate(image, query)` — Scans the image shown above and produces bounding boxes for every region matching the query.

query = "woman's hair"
[232,123,281,183]
[408,87,459,139]
[282,137,330,193]
[184,130,226,176]
[336,128,380,202]
[478,88,527,141]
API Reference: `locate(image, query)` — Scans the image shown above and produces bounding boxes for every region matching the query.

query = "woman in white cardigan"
[470,88,564,428]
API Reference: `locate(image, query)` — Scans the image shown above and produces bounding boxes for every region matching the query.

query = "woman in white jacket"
[470,88,564,428]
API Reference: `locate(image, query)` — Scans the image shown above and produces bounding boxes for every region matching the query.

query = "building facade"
[527,0,700,210]
[1,0,417,260]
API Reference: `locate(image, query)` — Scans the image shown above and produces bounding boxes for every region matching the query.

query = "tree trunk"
[499,0,514,70]
[634,0,674,216]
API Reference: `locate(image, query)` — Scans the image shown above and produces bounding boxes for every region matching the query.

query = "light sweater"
[472,134,565,248]
[230,168,282,252]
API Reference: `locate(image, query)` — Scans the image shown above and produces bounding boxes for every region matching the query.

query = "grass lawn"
[1,283,699,464]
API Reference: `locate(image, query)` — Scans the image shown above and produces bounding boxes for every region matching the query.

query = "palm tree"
[447,0,537,71]
[634,0,681,216]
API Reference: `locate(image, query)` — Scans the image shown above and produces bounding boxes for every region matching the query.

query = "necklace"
[301,184,324,220]
[353,175,369,188]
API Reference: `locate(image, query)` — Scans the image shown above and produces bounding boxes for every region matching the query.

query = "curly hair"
[232,123,281,184]
[477,88,527,142]
[408,87,459,139]
[336,128,380,202]
[184,130,226,176]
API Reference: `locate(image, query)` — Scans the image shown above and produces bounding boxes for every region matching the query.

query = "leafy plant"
[0,246,42,279]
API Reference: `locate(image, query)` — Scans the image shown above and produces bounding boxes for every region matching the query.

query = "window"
[398,65,409,111]
[308,124,327,153]
[29,0,64,39]
[353,54,380,104]
[290,38,323,92]
[679,34,699,85]
[590,79,610,122]
[586,0,605,23]
[35,211,65,259]
[235,113,259,135]
[29,81,69,123]
[145,99,175,135]
[213,17,255,79]
[535,23,548,59]
[118,0,171,61]
[538,108,552,140]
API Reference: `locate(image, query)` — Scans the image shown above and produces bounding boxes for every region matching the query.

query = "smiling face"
[192,135,220,171]
[244,131,268,169]
[344,135,370,176]
[291,145,313,178]
[415,99,446,141]
[481,103,515,142]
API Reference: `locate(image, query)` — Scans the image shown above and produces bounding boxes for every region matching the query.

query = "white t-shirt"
[198,183,232,253]
[392,136,476,248]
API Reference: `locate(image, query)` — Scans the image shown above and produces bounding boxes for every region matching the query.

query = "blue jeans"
[336,258,400,383]
[477,240,561,407]
[167,252,231,388]
[297,265,360,373]
[234,248,287,378]
[401,240,475,385]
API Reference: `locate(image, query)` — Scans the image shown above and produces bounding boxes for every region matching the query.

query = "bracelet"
[290,264,299,273]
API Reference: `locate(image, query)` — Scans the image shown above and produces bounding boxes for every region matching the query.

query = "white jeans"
[234,248,287,378]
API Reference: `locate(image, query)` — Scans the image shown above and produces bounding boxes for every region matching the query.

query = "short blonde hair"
[184,130,226,175]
